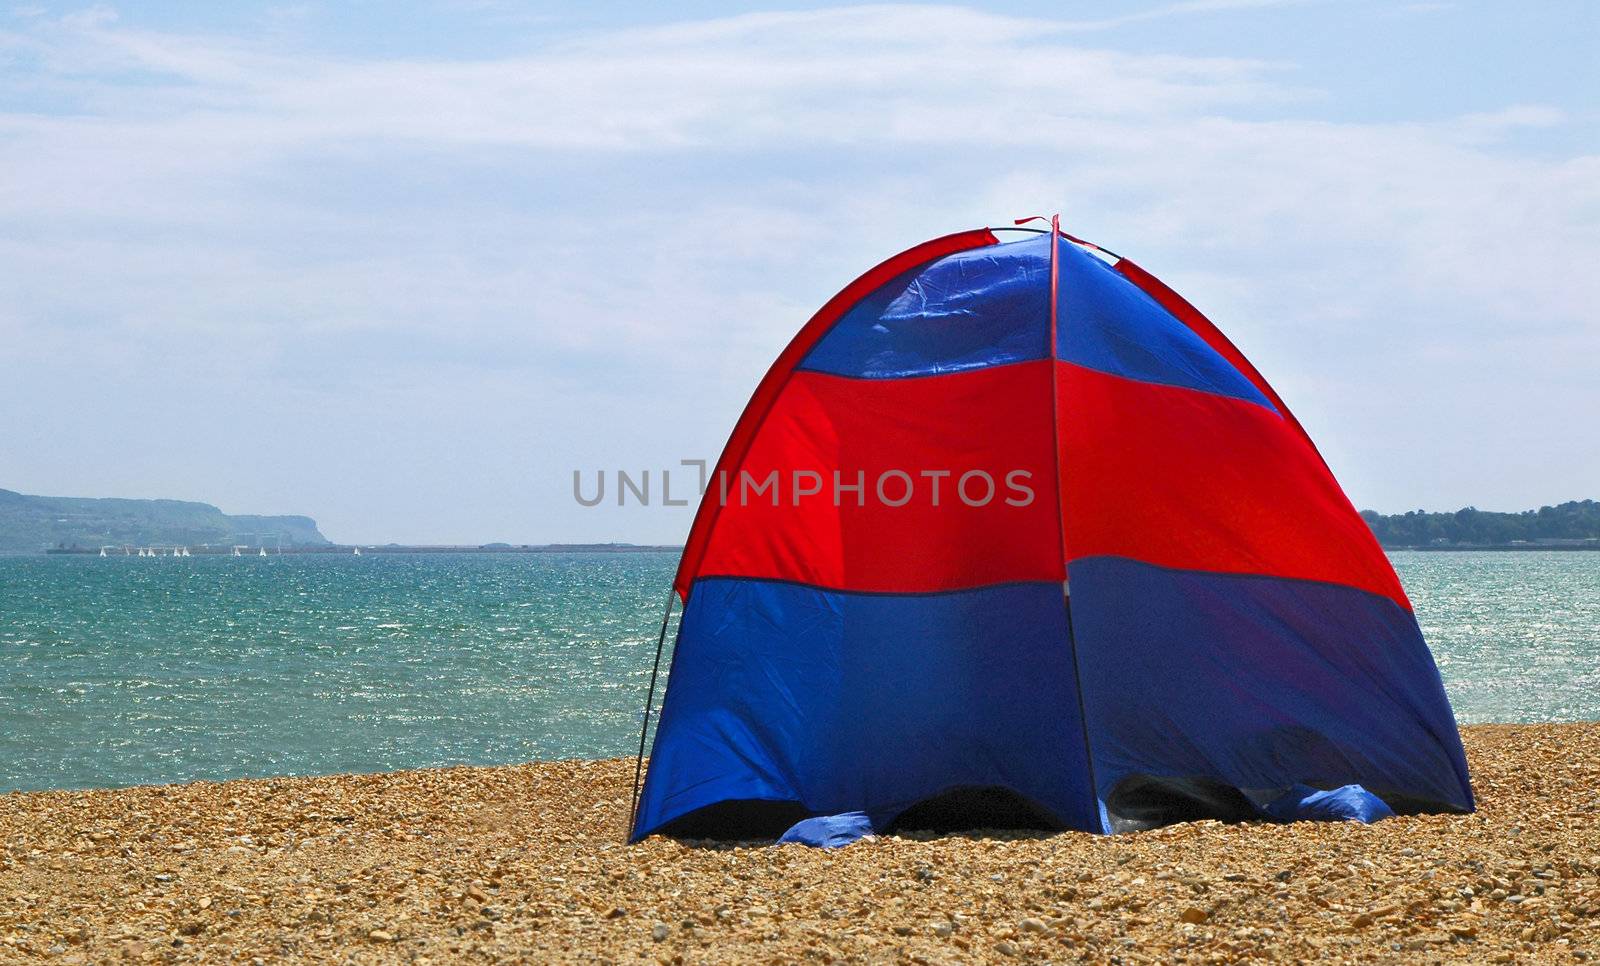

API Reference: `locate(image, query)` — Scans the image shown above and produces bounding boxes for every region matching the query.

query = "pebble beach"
[2,723,1597,964]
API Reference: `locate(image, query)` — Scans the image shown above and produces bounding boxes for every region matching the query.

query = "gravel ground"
[2,723,1597,964]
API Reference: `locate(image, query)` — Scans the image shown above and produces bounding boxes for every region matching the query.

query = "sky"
[1,1,1596,545]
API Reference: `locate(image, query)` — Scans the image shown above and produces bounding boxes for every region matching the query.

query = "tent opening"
[652,800,811,841]
[1103,775,1260,833]
[883,785,1064,835]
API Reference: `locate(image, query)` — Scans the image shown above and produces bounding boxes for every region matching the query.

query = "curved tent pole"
[627,587,678,840]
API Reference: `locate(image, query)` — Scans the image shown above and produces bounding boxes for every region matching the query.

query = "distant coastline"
[41,543,682,556]
[1,487,328,553]
[38,542,1600,556]
[1360,500,1599,550]
[1384,543,1600,552]
[10,485,1599,555]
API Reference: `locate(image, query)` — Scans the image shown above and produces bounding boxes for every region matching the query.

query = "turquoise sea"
[1,551,1596,793]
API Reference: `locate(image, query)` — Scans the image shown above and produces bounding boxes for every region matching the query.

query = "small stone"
[368,929,393,942]
[606,907,626,919]
[1180,907,1209,924]
[1020,918,1047,933]
[197,897,212,910]
[1352,913,1374,928]
[651,923,670,942]
[931,921,954,938]
[995,940,1018,956]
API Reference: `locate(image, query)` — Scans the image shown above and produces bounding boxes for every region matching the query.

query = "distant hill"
[0,489,330,552]
[1361,500,1600,548]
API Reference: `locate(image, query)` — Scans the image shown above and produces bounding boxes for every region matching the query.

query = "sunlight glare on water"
[1,553,675,792]
[1,550,1595,792]
[1392,550,1600,725]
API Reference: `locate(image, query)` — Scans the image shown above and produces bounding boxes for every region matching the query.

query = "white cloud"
[0,4,1595,539]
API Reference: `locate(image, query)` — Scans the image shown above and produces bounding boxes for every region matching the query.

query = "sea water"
[1,550,1595,793]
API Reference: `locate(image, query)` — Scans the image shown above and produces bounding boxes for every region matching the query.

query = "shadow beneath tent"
[650,786,1068,849]
[1102,774,1465,833]
[883,785,1066,838]
[651,799,813,849]
[643,777,1463,846]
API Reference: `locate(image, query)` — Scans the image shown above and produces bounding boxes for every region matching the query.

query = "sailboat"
[259,547,268,557]
[353,547,362,556]
[99,547,108,557]
[233,546,241,557]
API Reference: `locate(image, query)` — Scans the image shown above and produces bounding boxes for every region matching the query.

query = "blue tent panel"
[1055,239,1275,411]
[632,577,1102,840]
[798,235,1051,379]
[1067,555,1473,819]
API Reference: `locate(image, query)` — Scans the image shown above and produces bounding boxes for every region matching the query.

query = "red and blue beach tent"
[630,222,1473,843]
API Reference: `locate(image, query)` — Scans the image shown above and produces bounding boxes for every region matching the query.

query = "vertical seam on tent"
[1050,216,1104,832]
[1048,217,1067,581]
